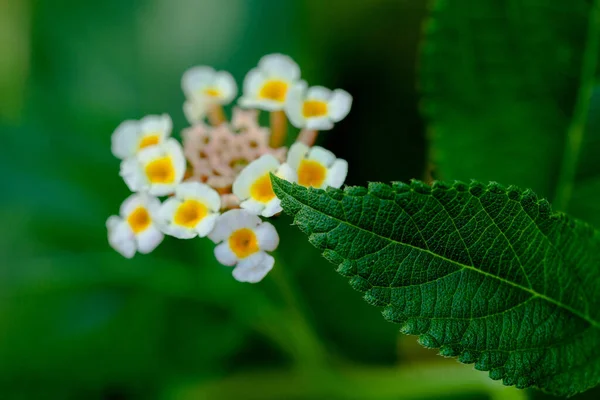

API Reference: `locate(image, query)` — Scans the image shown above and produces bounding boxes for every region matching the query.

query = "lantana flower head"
[287,142,348,189]
[239,53,302,111]
[158,181,221,239]
[107,53,352,283]
[285,83,352,130]
[120,138,186,196]
[111,114,172,160]
[107,193,164,258]
[209,209,279,283]
[233,154,296,217]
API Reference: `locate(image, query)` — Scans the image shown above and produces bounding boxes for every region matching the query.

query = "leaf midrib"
[279,185,600,330]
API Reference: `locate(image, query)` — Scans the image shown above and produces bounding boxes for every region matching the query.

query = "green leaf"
[272,176,600,396]
[419,0,595,200]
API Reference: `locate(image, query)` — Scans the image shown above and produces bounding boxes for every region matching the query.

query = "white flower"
[285,83,352,130]
[106,193,164,258]
[111,114,172,160]
[120,138,186,196]
[158,182,221,239]
[286,142,348,189]
[182,66,237,105]
[239,53,302,111]
[232,154,296,218]
[209,209,279,283]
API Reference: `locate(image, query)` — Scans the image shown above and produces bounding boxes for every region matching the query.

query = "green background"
[0,0,597,399]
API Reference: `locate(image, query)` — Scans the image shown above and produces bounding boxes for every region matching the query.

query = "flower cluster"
[106,54,352,283]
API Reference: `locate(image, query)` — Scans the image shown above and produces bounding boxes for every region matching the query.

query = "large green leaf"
[419,0,594,200]
[272,176,600,396]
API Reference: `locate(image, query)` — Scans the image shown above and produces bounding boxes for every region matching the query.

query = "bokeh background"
[1,0,597,399]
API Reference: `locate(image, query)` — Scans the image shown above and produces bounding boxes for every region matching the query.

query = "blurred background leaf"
[419,0,590,199]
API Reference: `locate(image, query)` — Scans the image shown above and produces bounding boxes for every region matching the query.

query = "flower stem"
[269,110,288,147]
[297,129,319,146]
[267,256,328,370]
[553,0,600,211]
[207,104,227,126]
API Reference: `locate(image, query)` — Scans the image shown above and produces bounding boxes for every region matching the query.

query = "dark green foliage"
[420,0,591,199]
[273,176,600,396]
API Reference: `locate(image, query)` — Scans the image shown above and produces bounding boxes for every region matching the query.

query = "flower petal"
[275,163,297,183]
[306,86,332,101]
[326,159,348,189]
[232,252,275,283]
[308,146,336,168]
[208,209,262,243]
[120,158,147,193]
[176,181,221,212]
[328,89,353,122]
[120,193,145,217]
[107,217,136,258]
[286,142,309,171]
[258,54,300,81]
[240,198,266,215]
[182,66,216,97]
[241,68,266,99]
[139,114,172,137]
[215,242,238,266]
[162,223,198,239]
[136,225,164,254]
[111,120,139,160]
[261,198,282,218]
[284,83,307,129]
[255,221,279,251]
[214,71,238,104]
[184,98,208,125]
[232,154,280,200]
[196,213,219,237]
[305,117,334,131]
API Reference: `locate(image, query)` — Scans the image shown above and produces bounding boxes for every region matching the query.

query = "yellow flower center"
[139,134,160,150]
[258,80,288,102]
[174,199,208,228]
[127,206,151,234]
[229,228,259,258]
[249,173,276,203]
[204,87,221,97]
[302,100,328,118]
[298,159,327,188]
[145,156,176,184]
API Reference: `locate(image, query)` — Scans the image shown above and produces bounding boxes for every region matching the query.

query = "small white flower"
[286,142,348,189]
[232,154,296,218]
[106,193,164,258]
[111,114,172,160]
[182,66,237,105]
[158,181,221,239]
[239,53,302,111]
[120,138,186,196]
[285,83,352,130]
[209,209,279,283]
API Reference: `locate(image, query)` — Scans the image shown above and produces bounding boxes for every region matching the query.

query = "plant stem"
[553,0,600,211]
[298,129,319,146]
[207,104,226,126]
[266,257,328,370]
[269,110,288,147]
